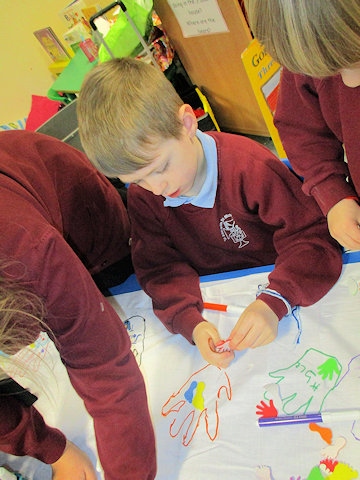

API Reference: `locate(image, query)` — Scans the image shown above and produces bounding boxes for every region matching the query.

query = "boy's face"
[119,107,206,198]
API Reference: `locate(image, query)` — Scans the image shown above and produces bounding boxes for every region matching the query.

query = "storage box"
[241,38,286,159]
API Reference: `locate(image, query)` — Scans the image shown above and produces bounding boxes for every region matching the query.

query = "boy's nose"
[148,179,166,196]
[152,185,165,196]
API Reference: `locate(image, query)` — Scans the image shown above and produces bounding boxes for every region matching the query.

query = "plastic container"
[79,38,98,62]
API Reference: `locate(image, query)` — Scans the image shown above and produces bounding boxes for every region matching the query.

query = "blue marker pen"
[258,410,360,427]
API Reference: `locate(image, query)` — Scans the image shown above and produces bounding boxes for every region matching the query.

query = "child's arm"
[274,70,354,216]
[228,299,278,351]
[0,395,66,465]
[51,440,97,480]
[192,321,234,368]
[1,392,95,479]
[128,185,207,343]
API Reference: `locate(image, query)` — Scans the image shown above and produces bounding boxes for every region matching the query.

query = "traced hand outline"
[266,348,342,414]
[161,364,232,446]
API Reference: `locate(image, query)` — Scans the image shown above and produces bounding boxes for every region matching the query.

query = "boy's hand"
[327,198,360,250]
[51,440,98,480]
[229,299,278,351]
[192,321,234,368]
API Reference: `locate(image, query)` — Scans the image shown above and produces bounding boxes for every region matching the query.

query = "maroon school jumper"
[0,130,156,480]
[128,131,342,344]
[274,68,360,215]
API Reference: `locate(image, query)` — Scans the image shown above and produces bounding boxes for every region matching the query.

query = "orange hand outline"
[161,364,232,446]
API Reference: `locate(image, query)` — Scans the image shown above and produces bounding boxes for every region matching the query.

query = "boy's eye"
[156,161,168,174]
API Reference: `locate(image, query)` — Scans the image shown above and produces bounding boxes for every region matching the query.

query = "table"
[47,48,98,103]
[2,252,360,479]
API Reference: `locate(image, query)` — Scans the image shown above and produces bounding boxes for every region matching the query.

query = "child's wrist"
[256,288,292,316]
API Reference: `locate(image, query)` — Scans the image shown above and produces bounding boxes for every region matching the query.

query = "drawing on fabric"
[0,331,51,377]
[258,352,360,440]
[161,364,232,446]
[261,348,342,416]
[256,398,278,418]
[255,433,358,479]
[309,423,333,444]
[255,350,360,480]
[123,315,146,366]
[330,353,360,441]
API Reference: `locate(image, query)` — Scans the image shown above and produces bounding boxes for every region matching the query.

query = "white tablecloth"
[2,254,360,480]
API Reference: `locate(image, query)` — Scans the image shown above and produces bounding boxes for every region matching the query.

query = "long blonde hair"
[0,273,46,381]
[244,0,360,77]
[77,57,184,177]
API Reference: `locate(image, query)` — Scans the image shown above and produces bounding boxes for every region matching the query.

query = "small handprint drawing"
[161,364,232,446]
[123,315,146,366]
[317,357,341,381]
[256,399,278,418]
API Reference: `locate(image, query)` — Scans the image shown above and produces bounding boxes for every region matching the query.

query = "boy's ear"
[179,104,198,137]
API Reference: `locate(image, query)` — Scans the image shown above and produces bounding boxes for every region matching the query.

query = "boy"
[77,57,342,369]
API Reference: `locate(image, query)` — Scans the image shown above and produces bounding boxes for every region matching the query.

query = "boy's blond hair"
[77,57,184,176]
[244,0,360,78]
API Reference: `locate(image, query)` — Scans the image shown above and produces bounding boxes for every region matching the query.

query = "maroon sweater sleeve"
[239,153,342,318]
[0,396,66,464]
[31,228,156,480]
[274,69,354,215]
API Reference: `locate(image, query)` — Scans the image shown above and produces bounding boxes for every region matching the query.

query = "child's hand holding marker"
[192,302,233,366]
[202,299,278,359]
[193,320,234,369]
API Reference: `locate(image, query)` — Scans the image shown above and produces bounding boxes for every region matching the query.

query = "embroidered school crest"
[220,213,249,248]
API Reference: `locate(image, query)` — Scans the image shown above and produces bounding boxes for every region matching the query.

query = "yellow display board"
[241,38,287,159]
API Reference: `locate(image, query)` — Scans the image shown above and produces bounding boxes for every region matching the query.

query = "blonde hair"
[0,273,46,381]
[244,0,360,77]
[77,57,184,176]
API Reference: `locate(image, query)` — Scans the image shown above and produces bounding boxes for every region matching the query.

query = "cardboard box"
[241,38,287,159]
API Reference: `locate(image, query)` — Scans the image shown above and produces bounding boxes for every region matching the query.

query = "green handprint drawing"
[317,357,341,381]
[265,348,342,415]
